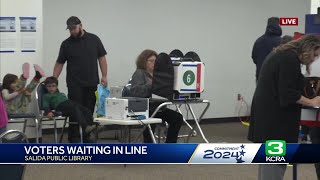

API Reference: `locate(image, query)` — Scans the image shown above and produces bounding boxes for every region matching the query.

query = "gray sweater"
[130,69,165,113]
[130,69,153,98]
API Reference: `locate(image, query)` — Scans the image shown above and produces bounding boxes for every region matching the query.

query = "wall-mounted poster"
[20,17,37,52]
[0,17,16,53]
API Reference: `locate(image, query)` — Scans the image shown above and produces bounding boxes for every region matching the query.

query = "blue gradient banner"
[0,143,320,164]
[0,144,197,164]
[252,144,300,164]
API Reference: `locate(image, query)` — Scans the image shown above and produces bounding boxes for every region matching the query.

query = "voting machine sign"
[173,62,205,93]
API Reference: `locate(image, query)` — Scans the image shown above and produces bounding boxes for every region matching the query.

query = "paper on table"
[151,94,168,100]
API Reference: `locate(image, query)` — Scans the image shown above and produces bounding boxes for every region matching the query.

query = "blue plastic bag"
[96,85,110,117]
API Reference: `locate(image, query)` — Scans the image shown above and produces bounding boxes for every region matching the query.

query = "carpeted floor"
[23,122,317,180]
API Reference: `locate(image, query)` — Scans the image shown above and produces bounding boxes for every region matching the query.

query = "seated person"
[130,49,183,143]
[43,77,95,142]
[2,63,45,113]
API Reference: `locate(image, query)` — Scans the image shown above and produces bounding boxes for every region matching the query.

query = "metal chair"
[0,82,40,143]
[35,83,83,143]
[121,79,132,97]
[0,129,29,143]
[0,130,28,180]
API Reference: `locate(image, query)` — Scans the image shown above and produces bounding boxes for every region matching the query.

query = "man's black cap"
[66,16,81,30]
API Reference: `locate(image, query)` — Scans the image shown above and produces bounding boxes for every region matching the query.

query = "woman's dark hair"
[275,34,320,74]
[2,74,18,93]
[44,76,58,86]
[280,35,293,45]
[136,49,158,70]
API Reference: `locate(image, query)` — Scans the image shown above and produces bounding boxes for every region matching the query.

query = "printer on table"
[105,97,149,120]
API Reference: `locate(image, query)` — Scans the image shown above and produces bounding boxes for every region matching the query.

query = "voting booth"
[301,77,320,127]
[172,61,205,99]
[169,50,205,100]
[299,10,320,128]
[305,8,320,34]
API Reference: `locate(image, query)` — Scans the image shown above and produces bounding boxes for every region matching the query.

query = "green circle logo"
[183,70,195,86]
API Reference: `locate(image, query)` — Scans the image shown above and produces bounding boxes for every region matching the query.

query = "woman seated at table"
[130,49,183,143]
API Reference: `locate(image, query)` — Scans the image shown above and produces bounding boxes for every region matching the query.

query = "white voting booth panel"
[301,109,320,127]
[301,109,317,121]
[173,62,205,94]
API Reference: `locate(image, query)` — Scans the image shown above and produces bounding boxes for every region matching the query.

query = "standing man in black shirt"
[53,16,108,143]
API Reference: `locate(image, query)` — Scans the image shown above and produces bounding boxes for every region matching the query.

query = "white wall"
[43,0,310,119]
[0,0,43,138]
[311,0,320,14]
[0,0,43,80]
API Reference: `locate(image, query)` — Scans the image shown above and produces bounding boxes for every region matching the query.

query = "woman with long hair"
[248,35,320,180]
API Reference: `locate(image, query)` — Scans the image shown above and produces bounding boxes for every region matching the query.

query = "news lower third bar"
[0,142,318,164]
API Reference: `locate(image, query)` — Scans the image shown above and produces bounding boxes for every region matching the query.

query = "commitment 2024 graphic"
[0,143,319,164]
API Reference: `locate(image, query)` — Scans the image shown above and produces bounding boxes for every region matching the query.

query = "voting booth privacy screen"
[298,13,320,128]
[305,14,320,34]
